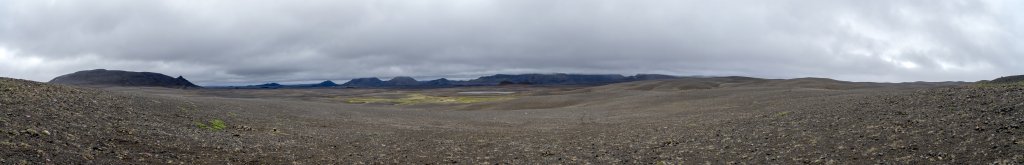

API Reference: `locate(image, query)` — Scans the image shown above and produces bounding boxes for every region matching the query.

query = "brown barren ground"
[2,77,1023,164]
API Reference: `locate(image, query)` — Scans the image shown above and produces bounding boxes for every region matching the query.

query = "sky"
[0,0,1022,85]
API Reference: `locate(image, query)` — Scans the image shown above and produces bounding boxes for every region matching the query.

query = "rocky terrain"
[48,69,199,88]
[1,78,230,163]
[3,75,1024,164]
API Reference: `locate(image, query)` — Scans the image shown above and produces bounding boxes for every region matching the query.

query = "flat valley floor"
[2,77,1024,164]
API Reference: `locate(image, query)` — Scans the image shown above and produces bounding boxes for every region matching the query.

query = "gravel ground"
[2,77,1023,164]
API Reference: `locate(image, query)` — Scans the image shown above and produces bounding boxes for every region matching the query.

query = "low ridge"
[989,75,1024,84]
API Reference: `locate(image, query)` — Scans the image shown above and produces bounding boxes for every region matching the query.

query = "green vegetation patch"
[196,119,227,131]
[345,94,513,105]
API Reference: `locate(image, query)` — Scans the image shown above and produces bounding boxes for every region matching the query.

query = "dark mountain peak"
[49,69,200,88]
[341,77,386,87]
[426,78,451,83]
[318,80,338,86]
[387,76,419,86]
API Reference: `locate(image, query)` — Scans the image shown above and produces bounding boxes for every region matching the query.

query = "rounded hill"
[48,69,199,88]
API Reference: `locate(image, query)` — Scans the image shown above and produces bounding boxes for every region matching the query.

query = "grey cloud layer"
[0,0,1021,84]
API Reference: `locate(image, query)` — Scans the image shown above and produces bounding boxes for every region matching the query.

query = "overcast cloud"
[0,0,1021,85]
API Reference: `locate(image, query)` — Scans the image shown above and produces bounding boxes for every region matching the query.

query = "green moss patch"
[196,119,227,131]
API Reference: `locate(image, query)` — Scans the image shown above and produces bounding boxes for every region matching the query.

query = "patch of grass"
[196,119,227,131]
[344,94,513,105]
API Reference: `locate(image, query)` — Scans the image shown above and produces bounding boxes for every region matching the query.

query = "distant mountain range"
[46,69,992,90]
[221,73,681,89]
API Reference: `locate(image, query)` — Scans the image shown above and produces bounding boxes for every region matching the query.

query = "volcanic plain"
[3,76,1024,164]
